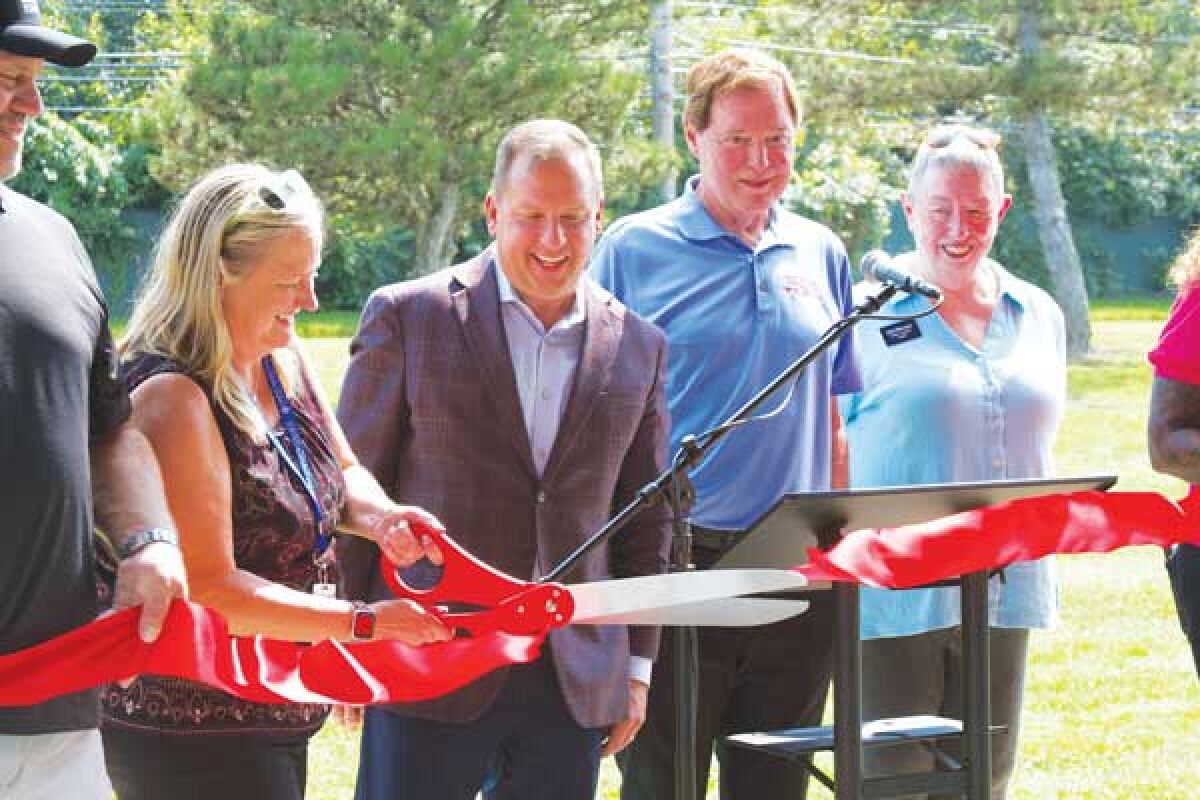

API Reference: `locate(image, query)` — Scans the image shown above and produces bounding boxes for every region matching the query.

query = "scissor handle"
[380,527,574,636]
[436,583,574,636]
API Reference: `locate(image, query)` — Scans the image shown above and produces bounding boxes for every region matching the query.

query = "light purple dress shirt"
[494,262,653,685]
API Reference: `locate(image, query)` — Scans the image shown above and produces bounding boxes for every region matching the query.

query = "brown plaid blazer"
[336,248,672,728]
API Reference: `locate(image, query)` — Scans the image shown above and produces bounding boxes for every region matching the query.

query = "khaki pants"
[0,729,111,800]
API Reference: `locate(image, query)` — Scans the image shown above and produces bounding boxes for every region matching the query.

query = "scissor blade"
[577,597,809,627]
[567,569,807,623]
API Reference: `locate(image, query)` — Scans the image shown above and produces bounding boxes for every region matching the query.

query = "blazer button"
[536,490,547,505]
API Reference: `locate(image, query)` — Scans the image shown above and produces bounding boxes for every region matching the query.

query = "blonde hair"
[120,163,324,440]
[909,124,1006,200]
[1169,227,1200,289]
[491,118,603,207]
[684,47,801,133]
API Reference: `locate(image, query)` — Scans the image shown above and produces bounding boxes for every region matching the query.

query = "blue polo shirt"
[591,177,860,531]
[839,260,1066,637]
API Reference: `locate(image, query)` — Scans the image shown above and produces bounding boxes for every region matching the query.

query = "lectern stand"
[718,475,1116,800]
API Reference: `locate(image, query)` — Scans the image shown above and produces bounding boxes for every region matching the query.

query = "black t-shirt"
[0,185,132,734]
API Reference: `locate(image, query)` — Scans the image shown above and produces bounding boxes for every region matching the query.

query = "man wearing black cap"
[0,3,188,797]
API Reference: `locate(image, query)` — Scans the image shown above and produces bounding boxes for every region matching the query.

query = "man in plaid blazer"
[336,119,672,800]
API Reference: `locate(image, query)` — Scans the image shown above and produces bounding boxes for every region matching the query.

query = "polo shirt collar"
[675,174,781,246]
[887,257,1029,314]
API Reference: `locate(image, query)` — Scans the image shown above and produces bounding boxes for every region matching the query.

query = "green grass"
[1088,295,1172,322]
[300,316,1200,799]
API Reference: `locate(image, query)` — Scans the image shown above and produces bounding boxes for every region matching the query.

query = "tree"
[681,0,1200,357]
[146,0,669,274]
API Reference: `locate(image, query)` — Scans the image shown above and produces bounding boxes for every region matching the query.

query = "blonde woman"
[100,164,450,800]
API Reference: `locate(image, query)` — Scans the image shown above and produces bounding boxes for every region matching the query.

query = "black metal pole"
[961,571,991,798]
[834,582,864,800]
[667,473,699,800]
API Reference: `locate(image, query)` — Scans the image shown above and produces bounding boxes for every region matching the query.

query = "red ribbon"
[796,490,1200,587]
[0,600,540,707]
[4,490,1199,708]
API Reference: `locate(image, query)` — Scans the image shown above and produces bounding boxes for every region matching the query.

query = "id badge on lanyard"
[262,355,338,599]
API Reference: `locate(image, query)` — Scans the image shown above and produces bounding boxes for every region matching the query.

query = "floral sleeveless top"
[101,351,346,737]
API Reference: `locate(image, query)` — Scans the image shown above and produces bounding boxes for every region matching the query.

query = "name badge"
[312,558,337,598]
[880,320,922,346]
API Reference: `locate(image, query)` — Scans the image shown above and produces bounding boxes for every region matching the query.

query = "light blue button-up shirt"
[591,177,860,531]
[840,262,1066,637]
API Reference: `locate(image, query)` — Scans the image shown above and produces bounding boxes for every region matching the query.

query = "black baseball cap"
[0,0,96,67]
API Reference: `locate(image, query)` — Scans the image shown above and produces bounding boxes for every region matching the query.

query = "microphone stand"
[541,284,899,800]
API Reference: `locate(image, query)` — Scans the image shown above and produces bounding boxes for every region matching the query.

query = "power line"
[673,28,988,71]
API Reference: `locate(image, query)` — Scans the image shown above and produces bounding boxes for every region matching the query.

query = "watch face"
[352,605,375,640]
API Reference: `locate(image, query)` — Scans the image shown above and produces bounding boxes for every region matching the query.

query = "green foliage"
[9,114,139,300]
[1056,126,1200,228]
[146,0,670,274]
[790,136,901,264]
[318,222,418,310]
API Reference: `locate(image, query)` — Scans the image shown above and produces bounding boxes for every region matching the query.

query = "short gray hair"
[908,124,1005,200]
[491,119,603,206]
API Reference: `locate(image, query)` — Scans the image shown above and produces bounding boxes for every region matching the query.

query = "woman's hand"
[372,597,453,645]
[368,506,446,568]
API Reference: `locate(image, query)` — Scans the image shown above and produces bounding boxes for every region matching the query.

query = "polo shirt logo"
[881,320,921,346]
[777,268,820,300]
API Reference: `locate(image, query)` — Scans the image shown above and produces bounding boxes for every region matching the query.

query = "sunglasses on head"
[257,169,313,211]
[925,125,1000,152]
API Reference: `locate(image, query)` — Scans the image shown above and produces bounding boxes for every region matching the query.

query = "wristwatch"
[350,601,376,642]
[117,527,179,560]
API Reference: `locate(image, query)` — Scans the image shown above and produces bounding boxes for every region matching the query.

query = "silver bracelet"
[117,527,179,560]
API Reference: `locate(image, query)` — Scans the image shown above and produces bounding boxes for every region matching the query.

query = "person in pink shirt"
[1148,227,1200,678]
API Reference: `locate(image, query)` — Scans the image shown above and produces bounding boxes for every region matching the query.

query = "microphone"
[859,250,943,301]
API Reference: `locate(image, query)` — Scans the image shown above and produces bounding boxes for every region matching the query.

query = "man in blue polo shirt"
[591,47,860,800]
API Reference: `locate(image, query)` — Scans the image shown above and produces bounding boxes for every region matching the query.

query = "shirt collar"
[989,260,1028,312]
[675,174,781,245]
[493,255,586,332]
[883,257,1029,314]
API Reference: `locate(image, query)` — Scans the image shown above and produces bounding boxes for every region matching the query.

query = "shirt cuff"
[629,656,653,686]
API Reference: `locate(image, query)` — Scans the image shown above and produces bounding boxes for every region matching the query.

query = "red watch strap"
[350,602,375,641]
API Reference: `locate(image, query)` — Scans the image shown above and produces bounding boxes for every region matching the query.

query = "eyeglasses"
[925,125,1000,152]
[257,169,313,211]
[715,132,795,153]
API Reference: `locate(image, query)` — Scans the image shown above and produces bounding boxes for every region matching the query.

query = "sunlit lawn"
[301,305,1200,799]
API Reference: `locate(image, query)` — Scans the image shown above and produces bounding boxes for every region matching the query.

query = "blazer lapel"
[542,281,619,481]
[450,250,538,480]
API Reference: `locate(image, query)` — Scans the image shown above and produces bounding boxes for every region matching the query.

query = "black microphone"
[860,250,943,301]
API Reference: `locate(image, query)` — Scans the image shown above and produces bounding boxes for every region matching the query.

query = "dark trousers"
[619,589,835,800]
[103,725,308,800]
[1167,543,1200,677]
[354,656,604,800]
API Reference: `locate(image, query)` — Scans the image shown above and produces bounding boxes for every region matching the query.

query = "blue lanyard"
[262,355,331,558]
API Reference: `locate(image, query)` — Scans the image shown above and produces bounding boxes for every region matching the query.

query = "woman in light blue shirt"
[840,125,1066,800]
